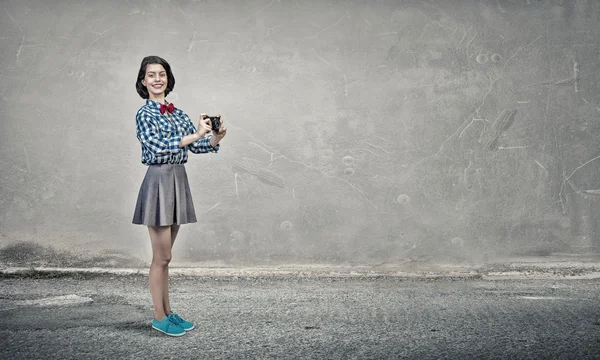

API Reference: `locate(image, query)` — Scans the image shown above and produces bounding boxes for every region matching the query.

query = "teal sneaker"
[151,316,186,337]
[168,311,195,331]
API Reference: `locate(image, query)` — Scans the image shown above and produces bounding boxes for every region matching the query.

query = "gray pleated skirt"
[132,164,197,226]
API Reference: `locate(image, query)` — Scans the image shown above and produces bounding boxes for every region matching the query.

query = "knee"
[152,253,172,267]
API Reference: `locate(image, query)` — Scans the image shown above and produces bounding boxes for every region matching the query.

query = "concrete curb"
[2,264,600,279]
[0,266,480,279]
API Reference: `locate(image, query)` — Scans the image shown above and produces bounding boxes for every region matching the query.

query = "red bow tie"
[160,103,175,114]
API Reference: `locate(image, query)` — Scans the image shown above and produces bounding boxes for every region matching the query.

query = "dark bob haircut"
[135,55,175,99]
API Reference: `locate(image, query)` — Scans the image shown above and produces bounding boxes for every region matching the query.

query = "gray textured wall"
[1,0,599,267]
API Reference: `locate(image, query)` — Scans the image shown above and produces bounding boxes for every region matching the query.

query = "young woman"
[132,55,227,337]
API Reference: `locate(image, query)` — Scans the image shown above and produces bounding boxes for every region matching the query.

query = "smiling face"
[141,64,168,101]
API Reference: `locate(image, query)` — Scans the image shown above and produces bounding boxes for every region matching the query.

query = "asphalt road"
[1,274,599,359]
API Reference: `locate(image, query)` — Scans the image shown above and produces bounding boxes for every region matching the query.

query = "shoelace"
[169,313,183,324]
[166,316,181,330]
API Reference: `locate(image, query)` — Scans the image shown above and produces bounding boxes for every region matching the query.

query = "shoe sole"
[152,325,186,337]
[184,324,195,332]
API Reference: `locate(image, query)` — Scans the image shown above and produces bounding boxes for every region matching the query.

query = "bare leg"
[148,225,172,321]
[163,224,180,315]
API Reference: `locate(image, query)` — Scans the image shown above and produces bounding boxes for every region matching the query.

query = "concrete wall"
[1,0,599,267]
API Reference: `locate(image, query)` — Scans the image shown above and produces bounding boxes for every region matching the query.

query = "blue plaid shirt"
[135,99,219,165]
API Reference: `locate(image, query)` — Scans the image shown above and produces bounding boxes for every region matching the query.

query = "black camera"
[202,115,221,131]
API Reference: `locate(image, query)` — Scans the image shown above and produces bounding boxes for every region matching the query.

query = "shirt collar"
[145,99,165,110]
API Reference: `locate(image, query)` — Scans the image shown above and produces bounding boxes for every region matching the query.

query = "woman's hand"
[197,114,212,139]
